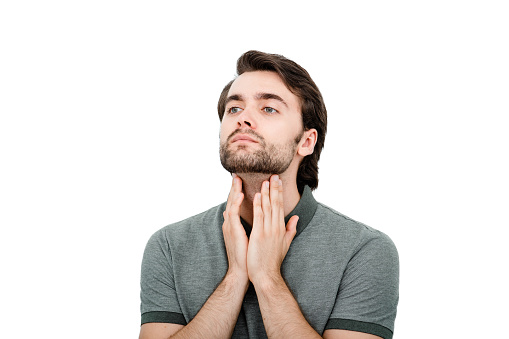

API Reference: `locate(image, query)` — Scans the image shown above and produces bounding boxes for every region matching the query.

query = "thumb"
[285,215,299,245]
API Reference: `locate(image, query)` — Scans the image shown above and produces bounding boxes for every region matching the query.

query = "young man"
[139,51,399,339]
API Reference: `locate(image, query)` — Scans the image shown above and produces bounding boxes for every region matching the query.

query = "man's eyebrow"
[225,94,243,105]
[256,92,288,107]
[225,93,288,107]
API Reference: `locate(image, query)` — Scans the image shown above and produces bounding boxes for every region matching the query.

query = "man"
[139,51,399,339]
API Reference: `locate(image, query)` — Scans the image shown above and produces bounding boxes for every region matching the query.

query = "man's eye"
[228,107,243,114]
[263,107,278,114]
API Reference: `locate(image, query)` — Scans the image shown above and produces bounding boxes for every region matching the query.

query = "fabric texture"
[140,186,399,338]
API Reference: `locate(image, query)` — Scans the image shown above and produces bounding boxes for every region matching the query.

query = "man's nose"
[237,108,256,129]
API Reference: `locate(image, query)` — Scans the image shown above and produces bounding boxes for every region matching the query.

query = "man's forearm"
[171,272,248,339]
[254,275,322,339]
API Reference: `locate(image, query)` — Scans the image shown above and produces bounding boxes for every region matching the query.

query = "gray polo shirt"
[140,186,399,338]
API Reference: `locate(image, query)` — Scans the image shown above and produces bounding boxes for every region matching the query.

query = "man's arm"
[254,272,321,338]
[247,176,383,339]
[254,275,382,339]
[140,176,250,339]
[140,272,248,339]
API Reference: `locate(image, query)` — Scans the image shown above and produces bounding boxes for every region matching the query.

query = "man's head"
[218,51,327,192]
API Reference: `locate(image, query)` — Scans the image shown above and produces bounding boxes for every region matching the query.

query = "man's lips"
[230,134,258,143]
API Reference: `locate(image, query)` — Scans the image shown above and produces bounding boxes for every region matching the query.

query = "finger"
[227,192,244,233]
[269,175,280,229]
[252,193,263,234]
[229,178,244,217]
[233,189,244,211]
[284,215,299,246]
[278,179,285,225]
[225,175,237,211]
[261,180,271,231]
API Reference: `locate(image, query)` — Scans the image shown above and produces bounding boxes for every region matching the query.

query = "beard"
[220,129,303,175]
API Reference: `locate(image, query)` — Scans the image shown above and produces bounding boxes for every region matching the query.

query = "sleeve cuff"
[141,311,186,325]
[325,318,393,339]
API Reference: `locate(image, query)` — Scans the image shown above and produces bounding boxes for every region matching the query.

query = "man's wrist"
[251,271,286,294]
[224,269,250,293]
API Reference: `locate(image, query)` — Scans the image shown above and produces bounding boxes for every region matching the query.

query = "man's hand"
[247,175,299,286]
[222,174,249,285]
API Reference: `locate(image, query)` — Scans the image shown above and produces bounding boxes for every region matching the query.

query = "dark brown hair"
[217,50,327,192]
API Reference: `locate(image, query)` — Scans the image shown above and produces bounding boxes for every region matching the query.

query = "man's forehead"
[227,71,298,106]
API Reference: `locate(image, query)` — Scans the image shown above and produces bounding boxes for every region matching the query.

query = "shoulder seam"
[317,203,378,234]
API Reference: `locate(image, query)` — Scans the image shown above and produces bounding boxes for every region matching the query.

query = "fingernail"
[232,173,237,178]
[279,179,283,186]
[273,175,279,182]
[265,181,270,189]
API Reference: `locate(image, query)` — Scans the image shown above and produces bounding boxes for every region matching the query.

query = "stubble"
[220,129,303,175]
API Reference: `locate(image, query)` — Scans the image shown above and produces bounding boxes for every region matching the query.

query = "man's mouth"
[230,134,258,144]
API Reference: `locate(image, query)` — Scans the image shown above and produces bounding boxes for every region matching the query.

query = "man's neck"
[236,173,301,227]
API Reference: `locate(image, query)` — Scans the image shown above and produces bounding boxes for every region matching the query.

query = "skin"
[139,71,382,339]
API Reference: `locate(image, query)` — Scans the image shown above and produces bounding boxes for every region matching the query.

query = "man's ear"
[297,129,318,157]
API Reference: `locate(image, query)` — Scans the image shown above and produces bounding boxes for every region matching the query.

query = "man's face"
[219,71,304,174]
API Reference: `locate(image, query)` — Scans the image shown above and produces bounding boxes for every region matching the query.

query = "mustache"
[226,129,265,144]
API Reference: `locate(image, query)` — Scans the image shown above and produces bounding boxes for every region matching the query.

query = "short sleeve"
[325,231,399,339]
[140,229,186,325]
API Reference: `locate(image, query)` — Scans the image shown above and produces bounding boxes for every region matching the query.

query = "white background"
[1,1,508,338]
